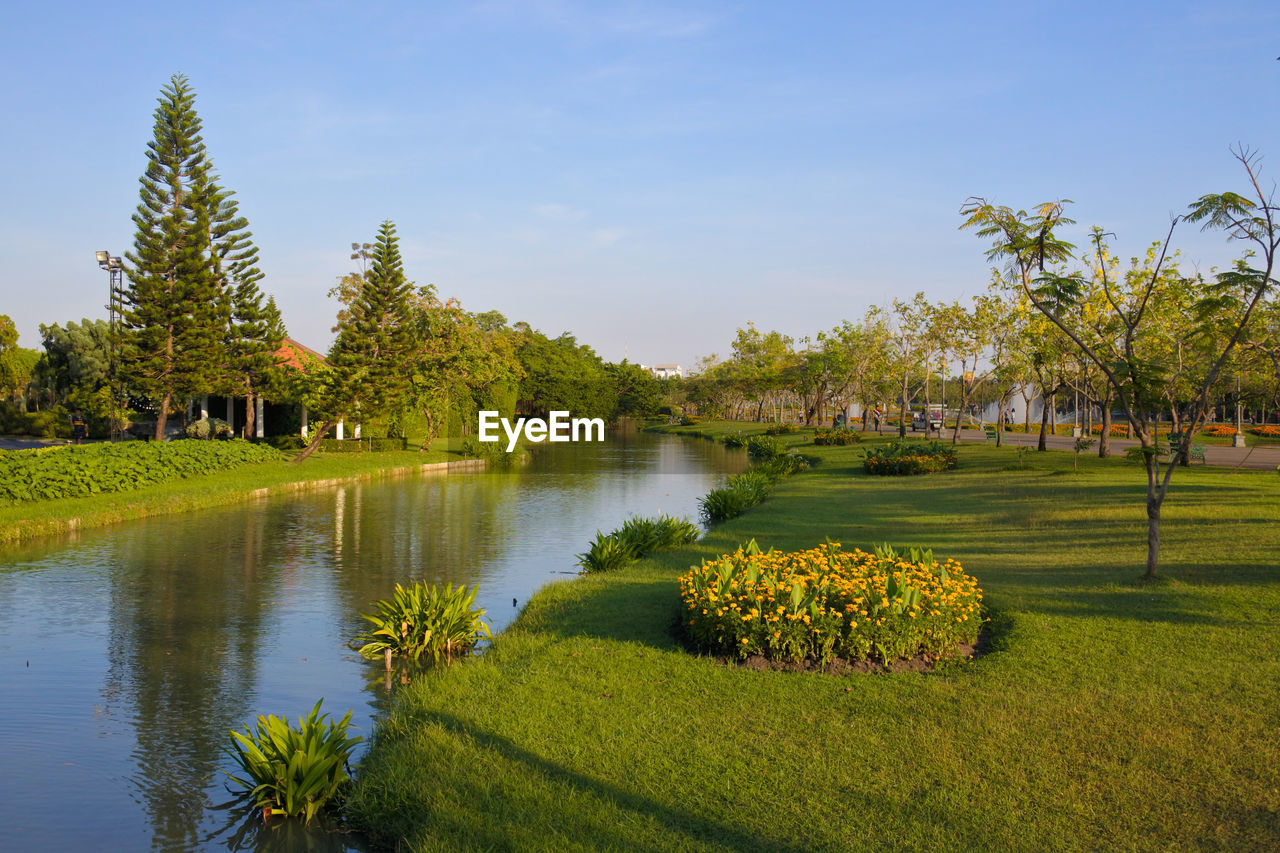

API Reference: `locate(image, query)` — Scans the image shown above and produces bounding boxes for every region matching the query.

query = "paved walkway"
[868,427,1280,471]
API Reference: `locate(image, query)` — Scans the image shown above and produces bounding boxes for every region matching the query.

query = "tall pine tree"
[209,183,284,437]
[296,221,418,460]
[121,74,227,439]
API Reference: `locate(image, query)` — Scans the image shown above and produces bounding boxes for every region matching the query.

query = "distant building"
[647,363,683,380]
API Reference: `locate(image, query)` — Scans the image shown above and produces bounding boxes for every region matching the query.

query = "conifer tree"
[120,74,227,439]
[296,221,418,461]
[210,184,284,437]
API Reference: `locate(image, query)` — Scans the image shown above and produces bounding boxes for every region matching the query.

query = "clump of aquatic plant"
[224,700,362,824]
[721,432,747,449]
[746,434,783,460]
[577,514,702,572]
[352,582,491,668]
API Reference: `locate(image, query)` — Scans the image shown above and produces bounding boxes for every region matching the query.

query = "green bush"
[813,429,861,446]
[184,417,233,439]
[352,582,491,666]
[0,405,70,439]
[577,514,702,572]
[862,439,957,476]
[764,423,798,436]
[759,453,811,478]
[679,416,700,426]
[224,700,362,824]
[721,432,747,449]
[0,439,283,505]
[746,435,782,460]
[699,469,775,523]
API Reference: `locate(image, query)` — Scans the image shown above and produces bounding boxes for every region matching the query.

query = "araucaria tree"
[961,147,1279,578]
[297,221,418,461]
[120,74,279,440]
[120,75,226,439]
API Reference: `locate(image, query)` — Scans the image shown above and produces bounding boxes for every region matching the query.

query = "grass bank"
[0,445,471,546]
[349,423,1280,851]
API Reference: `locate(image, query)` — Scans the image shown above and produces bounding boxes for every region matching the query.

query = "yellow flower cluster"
[678,541,982,666]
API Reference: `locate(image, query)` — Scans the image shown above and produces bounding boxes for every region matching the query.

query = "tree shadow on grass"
[400,710,819,853]
[1021,585,1280,628]
[520,573,687,649]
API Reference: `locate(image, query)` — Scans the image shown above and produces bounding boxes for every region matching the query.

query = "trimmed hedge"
[319,437,408,453]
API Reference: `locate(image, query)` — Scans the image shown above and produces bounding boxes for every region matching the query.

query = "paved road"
[867,427,1280,471]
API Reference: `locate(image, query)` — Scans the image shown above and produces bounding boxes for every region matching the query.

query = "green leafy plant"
[577,514,701,572]
[352,582,491,668]
[721,432,747,449]
[224,700,362,824]
[746,434,783,460]
[0,439,283,505]
[764,423,798,436]
[576,530,634,572]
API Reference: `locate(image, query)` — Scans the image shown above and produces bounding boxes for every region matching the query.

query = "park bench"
[983,426,998,443]
[1189,444,1206,464]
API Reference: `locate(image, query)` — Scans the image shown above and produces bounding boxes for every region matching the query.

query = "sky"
[1,1,1277,370]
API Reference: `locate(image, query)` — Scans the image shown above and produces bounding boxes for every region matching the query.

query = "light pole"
[96,251,124,441]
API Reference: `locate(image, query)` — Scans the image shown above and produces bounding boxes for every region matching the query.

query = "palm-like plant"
[352,582,491,669]
[224,700,361,824]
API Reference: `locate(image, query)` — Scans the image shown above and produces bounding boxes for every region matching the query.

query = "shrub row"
[0,439,284,505]
[576,514,701,573]
[320,437,409,453]
[862,439,956,476]
[679,540,983,666]
[763,423,798,436]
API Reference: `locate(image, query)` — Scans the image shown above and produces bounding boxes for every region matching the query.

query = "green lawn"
[0,444,459,545]
[349,423,1280,851]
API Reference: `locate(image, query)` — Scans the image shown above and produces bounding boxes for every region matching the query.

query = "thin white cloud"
[534,203,588,223]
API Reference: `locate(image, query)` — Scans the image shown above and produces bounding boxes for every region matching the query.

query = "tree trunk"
[1099,398,1112,458]
[243,392,255,440]
[1037,397,1050,451]
[293,420,333,463]
[1146,482,1161,578]
[154,391,172,441]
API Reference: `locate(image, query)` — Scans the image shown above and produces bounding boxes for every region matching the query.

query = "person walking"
[70,410,88,444]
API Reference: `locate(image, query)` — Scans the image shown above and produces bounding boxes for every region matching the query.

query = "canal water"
[0,431,745,851]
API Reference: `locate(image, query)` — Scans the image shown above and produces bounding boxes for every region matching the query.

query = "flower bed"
[679,541,982,667]
[862,439,956,476]
[1249,425,1280,437]
[813,429,861,446]
[1203,425,1238,437]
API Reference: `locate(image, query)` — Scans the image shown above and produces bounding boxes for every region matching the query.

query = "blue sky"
[2,1,1276,369]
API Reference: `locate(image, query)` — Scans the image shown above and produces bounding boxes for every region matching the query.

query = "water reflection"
[0,432,745,850]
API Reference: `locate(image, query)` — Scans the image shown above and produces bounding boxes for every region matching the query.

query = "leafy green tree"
[120,74,229,439]
[607,361,664,417]
[961,147,1280,577]
[0,315,40,408]
[33,319,118,432]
